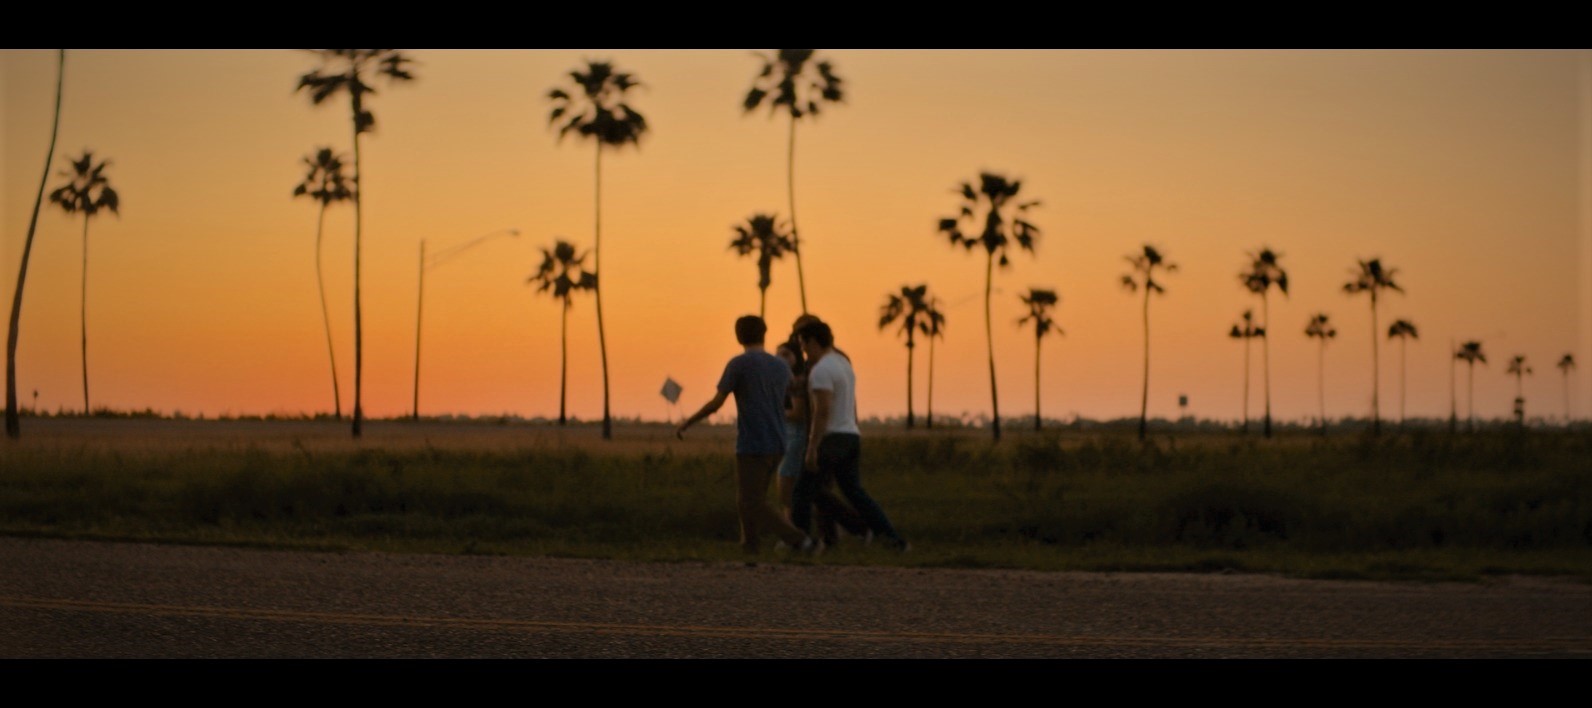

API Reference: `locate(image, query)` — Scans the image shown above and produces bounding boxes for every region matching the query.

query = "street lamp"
[413,227,520,420]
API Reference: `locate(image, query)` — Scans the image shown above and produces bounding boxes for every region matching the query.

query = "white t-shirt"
[808,350,859,435]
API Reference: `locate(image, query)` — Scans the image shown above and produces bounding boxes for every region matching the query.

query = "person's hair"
[776,339,807,376]
[795,320,834,349]
[734,315,767,345]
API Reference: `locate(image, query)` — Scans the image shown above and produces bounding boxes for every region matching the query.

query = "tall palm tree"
[1557,354,1577,422]
[1343,258,1403,435]
[728,213,795,319]
[47,151,120,415]
[743,49,844,314]
[1387,319,1418,427]
[1017,288,1060,432]
[1455,341,1486,432]
[1239,248,1288,438]
[529,240,596,427]
[923,296,946,430]
[549,60,647,441]
[292,147,353,420]
[1449,339,1459,434]
[297,49,417,438]
[7,49,65,439]
[878,284,932,429]
[1228,310,1264,434]
[1304,313,1337,434]
[1121,244,1178,441]
[939,173,1041,441]
[1506,355,1532,427]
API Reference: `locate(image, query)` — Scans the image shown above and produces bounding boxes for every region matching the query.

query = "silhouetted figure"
[939,173,1042,441]
[677,316,821,555]
[786,314,870,546]
[1122,245,1177,441]
[1017,288,1061,432]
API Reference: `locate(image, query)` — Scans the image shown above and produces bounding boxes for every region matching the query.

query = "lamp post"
[413,227,519,420]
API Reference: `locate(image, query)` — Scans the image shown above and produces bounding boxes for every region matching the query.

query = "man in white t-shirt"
[794,319,909,551]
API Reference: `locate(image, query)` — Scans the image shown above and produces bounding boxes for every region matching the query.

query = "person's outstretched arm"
[678,390,730,438]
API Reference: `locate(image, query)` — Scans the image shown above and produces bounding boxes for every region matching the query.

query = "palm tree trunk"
[1370,292,1380,435]
[318,204,342,420]
[350,108,365,439]
[1034,331,1042,432]
[1399,338,1407,428]
[923,332,929,426]
[1566,370,1572,423]
[1467,362,1475,433]
[759,286,766,320]
[560,301,569,426]
[1318,339,1326,435]
[1262,293,1272,438]
[787,117,807,314]
[1241,335,1251,434]
[411,240,425,421]
[80,217,91,415]
[905,338,915,429]
[594,142,612,440]
[6,49,63,439]
[1139,287,1150,441]
[985,251,1000,441]
[1449,340,1457,434]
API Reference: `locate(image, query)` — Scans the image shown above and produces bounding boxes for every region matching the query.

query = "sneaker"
[797,536,825,556]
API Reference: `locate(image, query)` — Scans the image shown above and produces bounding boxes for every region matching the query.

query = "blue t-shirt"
[717,350,792,456]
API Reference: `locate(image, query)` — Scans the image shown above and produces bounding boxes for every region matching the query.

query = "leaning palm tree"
[923,296,946,430]
[1228,310,1264,434]
[1304,313,1337,434]
[1557,354,1576,422]
[47,150,120,415]
[1239,248,1288,438]
[296,49,417,438]
[292,147,354,420]
[1506,355,1532,427]
[743,50,844,314]
[1343,258,1403,435]
[728,213,795,319]
[529,240,597,427]
[878,284,932,429]
[1455,341,1486,432]
[1387,319,1418,427]
[548,60,647,441]
[939,173,1041,441]
[1121,245,1177,441]
[1017,288,1061,432]
[7,49,65,439]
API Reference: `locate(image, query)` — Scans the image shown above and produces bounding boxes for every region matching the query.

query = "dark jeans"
[791,433,902,543]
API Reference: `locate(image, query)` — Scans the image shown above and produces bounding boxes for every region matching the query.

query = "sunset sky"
[4,49,1589,425]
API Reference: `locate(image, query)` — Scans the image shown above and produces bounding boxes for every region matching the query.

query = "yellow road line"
[3,595,1588,653]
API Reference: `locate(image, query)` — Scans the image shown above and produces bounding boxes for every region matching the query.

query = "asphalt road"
[2,537,1589,659]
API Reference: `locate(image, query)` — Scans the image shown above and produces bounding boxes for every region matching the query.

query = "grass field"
[2,418,1589,582]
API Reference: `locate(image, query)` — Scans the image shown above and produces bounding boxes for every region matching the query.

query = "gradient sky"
[4,49,1589,424]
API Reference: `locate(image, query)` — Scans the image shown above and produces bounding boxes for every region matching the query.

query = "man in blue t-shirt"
[678,315,823,555]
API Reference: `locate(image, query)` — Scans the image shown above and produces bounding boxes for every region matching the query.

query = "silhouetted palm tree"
[1449,339,1459,434]
[1239,248,1288,438]
[297,49,417,438]
[878,284,932,429]
[47,150,119,415]
[1305,313,1337,433]
[1121,245,1177,441]
[1017,288,1060,432]
[1455,341,1486,432]
[923,296,946,430]
[529,240,596,427]
[1228,310,1264,434]
[743,49,844,314]
[729,213,795,319]
[7,49,64,439]
[1506,355,1532,427]
[1387,319,1418,427]
[1343,258,1403,435]
[1557,354,1576,422]
[549,60,647,441]
[939,173,1041,441]
[292,147,353,421]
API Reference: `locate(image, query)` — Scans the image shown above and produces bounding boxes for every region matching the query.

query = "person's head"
[776,340,806,375]
[734,315,767,346]
[795,320,834,360]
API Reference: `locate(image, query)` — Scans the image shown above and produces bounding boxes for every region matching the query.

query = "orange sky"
[4,49,1589,424]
